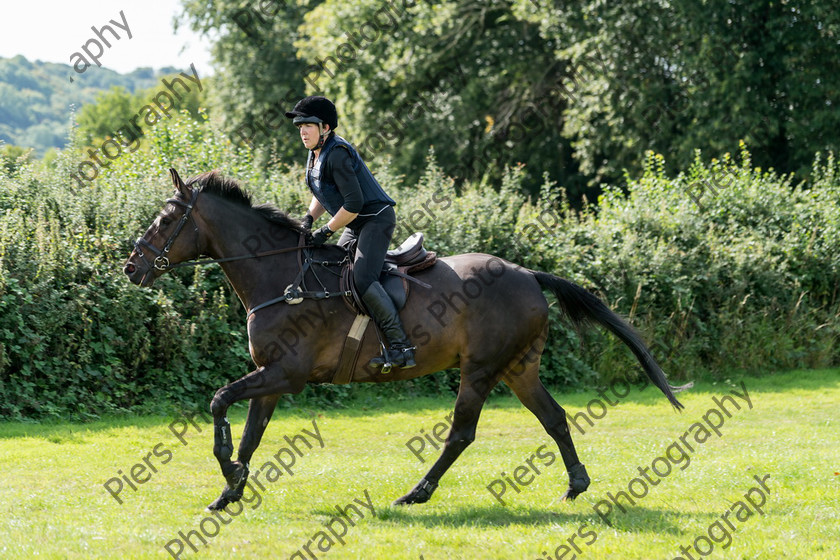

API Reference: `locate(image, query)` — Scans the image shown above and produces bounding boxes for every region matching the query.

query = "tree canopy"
[180,0,839,198]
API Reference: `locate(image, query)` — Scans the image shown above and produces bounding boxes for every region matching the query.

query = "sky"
[0,0,215,76]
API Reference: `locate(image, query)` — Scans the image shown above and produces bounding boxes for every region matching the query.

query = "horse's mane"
[185,170,305,233]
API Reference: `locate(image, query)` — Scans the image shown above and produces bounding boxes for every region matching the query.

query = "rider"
[284,95,416,370]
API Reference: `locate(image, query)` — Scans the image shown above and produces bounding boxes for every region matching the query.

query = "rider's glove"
[301,214,314,232]
[311,224,334,246]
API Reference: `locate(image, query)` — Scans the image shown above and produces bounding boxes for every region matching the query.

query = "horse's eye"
[160,217,172,227]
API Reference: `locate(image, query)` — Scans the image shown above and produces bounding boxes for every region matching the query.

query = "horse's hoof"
[393,479,438,506]
[207,494,231,511]
[207,462,249,510]
[561,463,590,502]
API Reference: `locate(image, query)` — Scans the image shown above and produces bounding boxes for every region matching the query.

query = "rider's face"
[297,123,328,150]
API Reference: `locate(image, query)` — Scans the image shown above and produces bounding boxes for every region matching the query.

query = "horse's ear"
[169,168,189,196]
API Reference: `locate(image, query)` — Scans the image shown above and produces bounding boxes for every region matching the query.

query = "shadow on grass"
[0,403,243,440]
[317,503,696,536]
[312,503,591,527]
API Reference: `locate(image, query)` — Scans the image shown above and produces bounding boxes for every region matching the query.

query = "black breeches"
[337,206,396,295]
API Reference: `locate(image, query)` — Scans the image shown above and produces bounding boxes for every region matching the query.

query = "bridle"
[133,188,201,272]
[133,187,321,273]
[131,186,353,315]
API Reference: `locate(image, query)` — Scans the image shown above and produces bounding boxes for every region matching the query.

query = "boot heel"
[400,355,416,369]
[397,346,416,368]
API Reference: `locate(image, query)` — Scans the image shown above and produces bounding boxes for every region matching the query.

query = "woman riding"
[284,95,416,370]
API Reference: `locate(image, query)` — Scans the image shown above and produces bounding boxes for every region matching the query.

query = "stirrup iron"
[370,344,416,372]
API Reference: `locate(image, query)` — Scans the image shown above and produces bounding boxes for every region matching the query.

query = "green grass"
[1,369,838,559]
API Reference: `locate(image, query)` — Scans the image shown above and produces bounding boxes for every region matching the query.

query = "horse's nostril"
[124,262,136,275]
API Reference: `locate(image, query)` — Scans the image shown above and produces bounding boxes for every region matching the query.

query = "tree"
[296,0,583,196]
[0,144,32,176]
[0,55,174,155]
[179,0,320,166]
[179,0,840,199]
[75,78,208,148]
[75,86,138,146]
[519,0,840,181]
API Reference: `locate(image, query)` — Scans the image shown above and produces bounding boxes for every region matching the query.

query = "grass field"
[1,368,837,559]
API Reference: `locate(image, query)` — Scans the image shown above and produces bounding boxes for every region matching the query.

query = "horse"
[124,168,691,511]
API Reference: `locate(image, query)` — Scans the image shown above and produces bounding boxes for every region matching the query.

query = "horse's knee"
[545,417,574,440]
[446,433,475,453]
[210,389,229,418]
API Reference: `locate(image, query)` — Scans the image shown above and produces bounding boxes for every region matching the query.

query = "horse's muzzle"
[123,256,155,287]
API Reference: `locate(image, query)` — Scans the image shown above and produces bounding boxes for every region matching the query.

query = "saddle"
[250,232,436,383]
[340,232,437,314]
[333,233,436,384]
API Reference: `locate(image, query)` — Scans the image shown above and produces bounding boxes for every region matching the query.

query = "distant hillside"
[0,55,182,155]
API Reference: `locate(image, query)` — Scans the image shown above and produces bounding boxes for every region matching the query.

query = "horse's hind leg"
[237,394,281,465]
[393,365,498,506]
[502,360,591,501]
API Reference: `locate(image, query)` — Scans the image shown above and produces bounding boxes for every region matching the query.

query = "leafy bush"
[1,113,837,419]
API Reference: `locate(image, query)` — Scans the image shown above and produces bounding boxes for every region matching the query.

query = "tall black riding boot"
[361,282,416,370]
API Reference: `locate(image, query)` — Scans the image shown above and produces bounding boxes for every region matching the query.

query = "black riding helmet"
[284,96,338,130]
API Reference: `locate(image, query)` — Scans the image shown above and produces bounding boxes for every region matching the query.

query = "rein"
[246,251,351,318]
[166,245,313,270]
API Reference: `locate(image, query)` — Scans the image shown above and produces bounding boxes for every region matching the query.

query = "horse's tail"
[531,270,692,410]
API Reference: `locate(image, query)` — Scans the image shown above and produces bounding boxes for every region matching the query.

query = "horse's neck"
[202,203,301,311]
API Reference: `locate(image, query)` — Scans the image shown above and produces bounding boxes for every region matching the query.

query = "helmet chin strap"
[313,123,331,150]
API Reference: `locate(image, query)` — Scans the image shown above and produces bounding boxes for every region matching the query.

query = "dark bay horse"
[124,169,690,511]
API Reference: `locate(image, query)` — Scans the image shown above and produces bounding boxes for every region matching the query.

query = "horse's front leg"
[207,364,305,510]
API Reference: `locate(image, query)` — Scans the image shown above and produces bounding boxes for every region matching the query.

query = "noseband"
[134,188,200,272]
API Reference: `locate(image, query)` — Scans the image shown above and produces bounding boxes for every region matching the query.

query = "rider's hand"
[301,214,314,232]
[311,224,334,246]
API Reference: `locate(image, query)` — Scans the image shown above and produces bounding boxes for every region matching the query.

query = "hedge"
[1,114,837,419]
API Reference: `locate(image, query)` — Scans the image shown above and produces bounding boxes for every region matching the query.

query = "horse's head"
[124,168,202,287]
